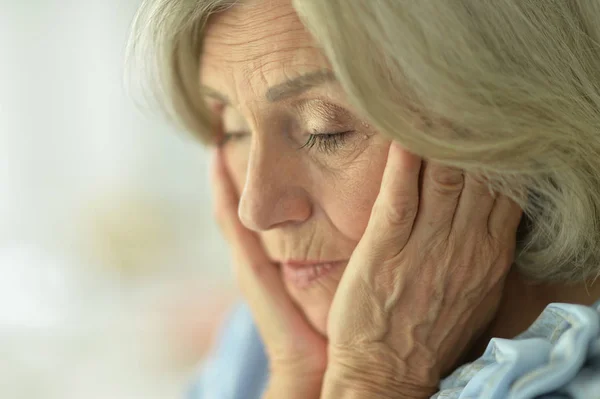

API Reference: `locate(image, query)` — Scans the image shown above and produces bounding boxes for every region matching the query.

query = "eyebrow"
[266,70,336,102]
[202,69,337,104]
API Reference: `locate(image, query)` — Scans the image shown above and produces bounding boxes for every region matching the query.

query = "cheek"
[319,143,390,241]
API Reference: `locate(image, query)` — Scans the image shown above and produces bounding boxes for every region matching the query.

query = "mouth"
[279,260,347,289]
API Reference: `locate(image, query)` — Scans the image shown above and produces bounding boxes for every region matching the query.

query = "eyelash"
[222,130,356,154]
[300,131,355,154]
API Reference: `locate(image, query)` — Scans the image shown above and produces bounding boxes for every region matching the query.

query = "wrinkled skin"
[203,1,597,398]
[201,0,389,336]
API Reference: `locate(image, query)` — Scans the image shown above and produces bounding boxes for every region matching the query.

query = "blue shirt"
[189,301,600,399]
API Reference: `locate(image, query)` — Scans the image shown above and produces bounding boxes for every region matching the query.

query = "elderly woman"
[129,0,600,398]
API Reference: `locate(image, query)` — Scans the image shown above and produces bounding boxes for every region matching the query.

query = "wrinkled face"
[200,0,390,335]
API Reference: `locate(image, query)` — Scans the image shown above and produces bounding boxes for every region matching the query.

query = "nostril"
[238,190,312,232]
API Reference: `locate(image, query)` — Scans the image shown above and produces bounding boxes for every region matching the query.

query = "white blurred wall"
[0,1,233,398]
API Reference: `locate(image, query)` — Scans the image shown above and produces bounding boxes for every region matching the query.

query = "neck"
[466,269,600,362]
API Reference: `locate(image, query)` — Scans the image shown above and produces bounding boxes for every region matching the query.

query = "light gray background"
[0,1,233,397]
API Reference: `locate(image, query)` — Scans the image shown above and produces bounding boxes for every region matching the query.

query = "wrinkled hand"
[323,143,522,398]
[211,147,326,399]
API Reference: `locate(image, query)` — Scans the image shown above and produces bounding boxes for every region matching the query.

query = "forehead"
[200,0,330,102]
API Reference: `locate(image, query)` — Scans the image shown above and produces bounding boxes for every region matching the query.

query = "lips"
[280,260,346,289]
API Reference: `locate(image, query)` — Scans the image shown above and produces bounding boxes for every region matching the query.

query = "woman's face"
[201,0,391,335]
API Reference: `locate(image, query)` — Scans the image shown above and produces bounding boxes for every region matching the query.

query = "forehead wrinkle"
[203,2,311,63]
[200,0,331,108]
[203,29,313,65]
[241,47,328,84]
[212,13,303,46]
[204,1,304,46]
[218,1,299,33]
[203,45,324,71]
[205,24,306,50]
[202,46,329,103]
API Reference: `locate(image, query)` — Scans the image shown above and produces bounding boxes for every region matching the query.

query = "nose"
[238,141,312,232]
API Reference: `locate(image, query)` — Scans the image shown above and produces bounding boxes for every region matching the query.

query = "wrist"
[322,348,438,399]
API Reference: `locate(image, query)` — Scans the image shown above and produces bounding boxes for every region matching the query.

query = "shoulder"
[434,301,600,399]
[187,303,269,399]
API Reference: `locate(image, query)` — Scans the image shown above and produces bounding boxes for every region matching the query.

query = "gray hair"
[128,0,600,283]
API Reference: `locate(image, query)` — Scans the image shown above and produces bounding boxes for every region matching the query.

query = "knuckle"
[373,197,418,227]
[431,167,464,194]
[468,175,493,196]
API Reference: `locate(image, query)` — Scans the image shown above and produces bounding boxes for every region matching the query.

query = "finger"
[359,142,421,259]
[452,174,496,232]
[488,194,523,240]
[210,148,266,257]
[413,161,464,238]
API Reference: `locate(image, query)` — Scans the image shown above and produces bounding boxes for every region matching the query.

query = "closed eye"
[300,131,355,154]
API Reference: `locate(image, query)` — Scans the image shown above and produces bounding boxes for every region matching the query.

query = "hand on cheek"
[322,142,522,399]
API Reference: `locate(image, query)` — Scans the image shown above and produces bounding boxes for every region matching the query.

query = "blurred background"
[0,1,236,398]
